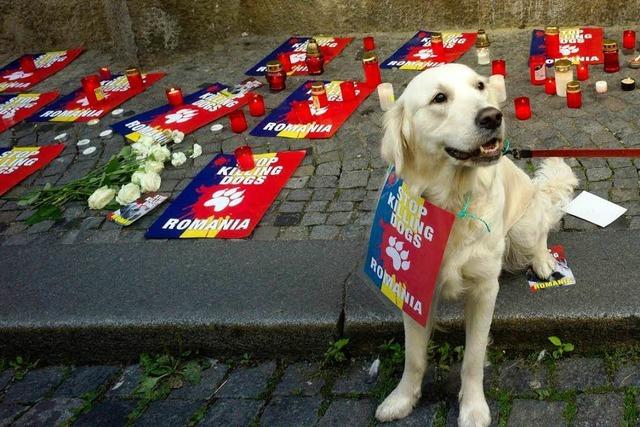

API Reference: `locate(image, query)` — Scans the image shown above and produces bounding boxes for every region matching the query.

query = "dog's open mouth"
[444,138,503,162]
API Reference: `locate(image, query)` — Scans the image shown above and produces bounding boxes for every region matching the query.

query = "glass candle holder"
[544,26,560,58]
[265,60,286,92]
[430,33,444,57]
[545,77,556,95]
[248,93,265,116]
[234,145,255,171]
[530,55,546,85]
[98,67,111,80]
[363,36,376,52]
[228,109,248,133]
[491,59,506,76]
[311,82,329,109]
[603,40,620,73]
[566,81,581,108]
[165,87,184,106]
[362,51,382,87]
[290,101,313,123]
[340,81,356,102]
[554,59,573,97]
[126,68,144,92]
[81,75,105,106]
[514,96,531,120]
[277,53,292,73]
[475,29,491,65]
[623,30,636,52]
[19,55,36,72]
[576,63,589,81]
[377,82,395,111]
[305,38,325,75]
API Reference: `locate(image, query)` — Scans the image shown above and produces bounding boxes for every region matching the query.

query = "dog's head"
[381,64,505,179]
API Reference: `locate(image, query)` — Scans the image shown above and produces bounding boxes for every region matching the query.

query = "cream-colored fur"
[375,64,577,427]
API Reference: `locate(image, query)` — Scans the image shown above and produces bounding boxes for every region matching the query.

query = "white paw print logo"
[76,97,89,107]
[203,187,245,212]
[165,108,198,124]
[5,71,32,81]
[385,236,410,271]
[413,48,435,60]
[560,45,579,56]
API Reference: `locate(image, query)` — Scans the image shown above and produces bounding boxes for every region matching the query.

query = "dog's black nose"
[475,107,503,130]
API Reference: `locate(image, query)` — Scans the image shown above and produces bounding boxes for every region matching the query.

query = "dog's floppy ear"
[381,99,414,176]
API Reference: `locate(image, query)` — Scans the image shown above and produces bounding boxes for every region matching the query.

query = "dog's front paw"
[375,387,419,422]
[532,251,556,280]
[458,397,491,427]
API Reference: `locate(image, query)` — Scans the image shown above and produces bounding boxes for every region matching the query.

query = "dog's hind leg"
[458,279,498,427]
[375,313,432,422]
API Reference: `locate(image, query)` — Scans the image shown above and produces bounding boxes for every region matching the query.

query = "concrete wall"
[1,0,638,62]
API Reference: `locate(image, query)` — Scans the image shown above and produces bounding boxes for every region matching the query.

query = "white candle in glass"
[377,82,395,111]
[595,81,607,93]
[554,59,573,97]
[489,74,507,103]
[476,47,491,65]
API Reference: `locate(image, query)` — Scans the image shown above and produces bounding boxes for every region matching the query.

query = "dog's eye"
[477,81,485,90]
[432,93,447,104]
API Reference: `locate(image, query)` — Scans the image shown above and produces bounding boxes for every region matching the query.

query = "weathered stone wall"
[1,0,638,61]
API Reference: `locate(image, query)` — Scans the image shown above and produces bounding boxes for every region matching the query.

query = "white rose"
[139,172,161,192]
[171,152,187,167]
[172,130,185,144]
[149,145,171,162]
[144,160,164,174]
[87,186,115,210]
[131,142,149,159]
[138,134,155,147]
[131,170,146,186]
[190,143,202,159]
[116,183,141,205]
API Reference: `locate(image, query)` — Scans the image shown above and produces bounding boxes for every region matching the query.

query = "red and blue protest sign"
[529,27,603,64]
[146,150,305,239]
[381,31,476,70]
[111,79,263,144]
[364,168,455,326]
[0,48,83,93]
[250,80,374,139]
[0,92,59,133]
[245,36,352,76]
[0,144,65,196]
[28,71,165,123]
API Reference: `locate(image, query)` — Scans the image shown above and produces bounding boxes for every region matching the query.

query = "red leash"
[510,148,640,159]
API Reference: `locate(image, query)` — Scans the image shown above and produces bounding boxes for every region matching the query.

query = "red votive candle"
[265,60,286,92]
[623,30,636,51]
[544,26,560,58]
[81,75,105,106]
[362,51,382,87]
[228,109,248,133]
[603,40,620,73]
[491,59,506,76]
[544,77,556,95]
[530,55,546,85]
[98,67,112,80]
[514,96,531,120]
[234,145,255,171]
[248,93,265,117]
[165,87,184,106]
[340,81,356,102]
[430,33,444,57]
[126,68,144,92]
[566,81,582,108]
[363,36,376,52]
[305,38,325,75]
[277,52,292,73]
[19,55,36,72]
[576,63,589,81]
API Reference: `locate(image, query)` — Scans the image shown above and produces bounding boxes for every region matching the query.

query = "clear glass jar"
[554,59,573,97]
[475,29,491,65]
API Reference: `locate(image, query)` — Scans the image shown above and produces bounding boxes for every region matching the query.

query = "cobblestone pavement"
[1,27,640,244]
[0,351,638,426]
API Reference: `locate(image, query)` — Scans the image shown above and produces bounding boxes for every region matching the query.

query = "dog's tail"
[503,158,578,272]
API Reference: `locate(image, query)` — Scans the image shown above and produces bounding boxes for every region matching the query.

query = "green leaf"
[18,192,40,206]
[135,376,160,397]
[25,205,62,225]
[182,361,201,384]
[563,343,574,352]
[118,146,132,158]
[104,157,122,174]
[548,336,562,347]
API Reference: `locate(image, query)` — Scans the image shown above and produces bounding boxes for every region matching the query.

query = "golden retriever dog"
[375,64,577,426]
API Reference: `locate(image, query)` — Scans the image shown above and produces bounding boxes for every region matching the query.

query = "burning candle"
[340,81,356,102]
[475,29,491,65]
[430,33,445,57]
[489,75,506,103]
[165,87,184,106]
[362,51,382,87]
[566,81,582,108]
[278,52,292,73]
[363,36,376,52]
[234,145,255,171]
[623,30,636,52]
[545,77,557,95]
[265,60,286,92]
[248,93,265,116]
[228,109,248,133]
[291,101,313,123]
[377,82,395,111]
[514,96,531,120]
[81,75,105,106]
[554,59,573,97]
[595,80,608,94]
[544,26,560,58]
[529,55,546,85]
[491,59,506,76]
[576,62,589,81]
[603,40,620,73]
[305,38,325,75]
[98,67,112,80]
[311,82,329,109]
[126,68,144,92]
[19,55,36,72]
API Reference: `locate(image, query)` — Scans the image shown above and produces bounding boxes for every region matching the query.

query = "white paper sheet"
[563,191,627,227]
